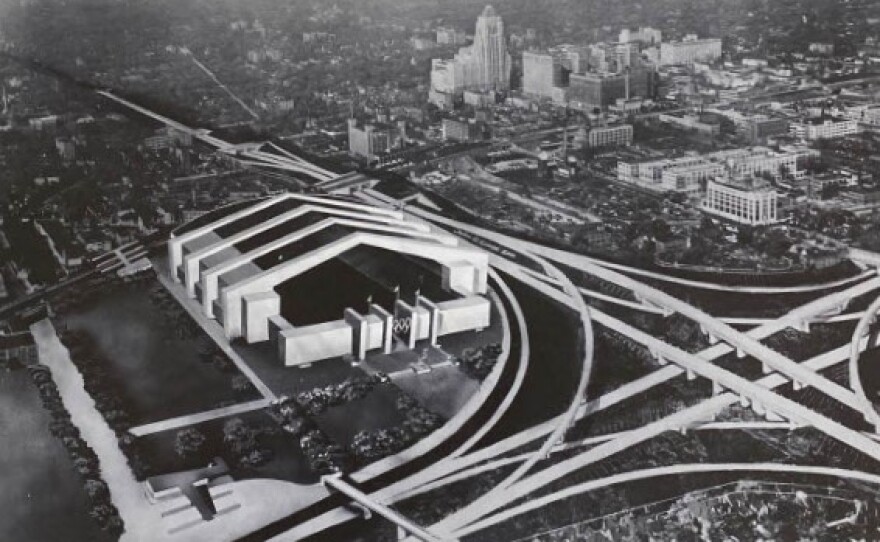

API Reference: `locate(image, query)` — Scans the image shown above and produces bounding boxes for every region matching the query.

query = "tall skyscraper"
[429,5,511,105]
[471,5,511,91]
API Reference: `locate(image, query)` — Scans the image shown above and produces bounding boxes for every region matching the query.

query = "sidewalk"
[30,319,161,542]
[128,398,271,437]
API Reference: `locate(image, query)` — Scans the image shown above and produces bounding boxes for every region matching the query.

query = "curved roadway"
[849,295,880,431]
[242,271,528,541]
[382,206,880,536]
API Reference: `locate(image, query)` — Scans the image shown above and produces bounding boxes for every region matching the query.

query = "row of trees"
[266,397,354,475]
[172,416,276,469]
[300,429,353,475]
[266,378,447,475]
[26,364,124,538]
[295,375,385,416]
[350,392,445,465]
[59,329,153,480]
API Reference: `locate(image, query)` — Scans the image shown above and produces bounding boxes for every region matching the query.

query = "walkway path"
[32,317,335,542]
[30,319,161,542]
[128,398,272,437]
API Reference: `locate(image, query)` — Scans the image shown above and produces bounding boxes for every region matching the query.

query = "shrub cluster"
[27,364,125,538]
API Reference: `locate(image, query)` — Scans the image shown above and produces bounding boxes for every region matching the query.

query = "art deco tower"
[471,5,511,91]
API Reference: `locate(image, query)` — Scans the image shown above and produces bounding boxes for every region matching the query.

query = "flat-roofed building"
[702,177,779,225]
[430,59,461,95]
[619,27,662,47]
[442,118,480,142]
[660,35,722,66]
[658,113,721,135]
[844,105,880,127]
[436,26,466,45]
[167,193,492,367]
[567,67,654,110]
[587,124,633,148]
[348,119,400,161]
[790,116,861,140]
[522,50,565,99]
[618,146,810,194]
[744,115,790,143]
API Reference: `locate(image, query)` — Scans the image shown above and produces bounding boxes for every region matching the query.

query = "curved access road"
[425,301,880,536]
[424,236,595,530]
[849,295,880,431]
[402,204,875,419]
[244,270,529,541]
[383,232,880,505]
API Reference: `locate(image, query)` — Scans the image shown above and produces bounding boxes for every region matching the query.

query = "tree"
[104,515,124,536]
[88,504,117,529]
[651,218,672,242]
[763,229,793,258]
[668,192,688,205]
[737,225,754,245]
[84,478,109,501]
[73,456,97,477]
[174,428,207,459]
[222,417,257,458]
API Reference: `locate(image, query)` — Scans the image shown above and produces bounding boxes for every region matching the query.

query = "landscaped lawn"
[391,369,478,419]
[315,385,409,446]
[0,369,111,542]
[135,411,318,485]
[61,282,259,426]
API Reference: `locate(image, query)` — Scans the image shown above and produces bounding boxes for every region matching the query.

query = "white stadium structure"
[168,193,491,366]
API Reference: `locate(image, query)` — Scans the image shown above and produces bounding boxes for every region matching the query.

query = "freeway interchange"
[248,188,880,541]
[82,91,880,541]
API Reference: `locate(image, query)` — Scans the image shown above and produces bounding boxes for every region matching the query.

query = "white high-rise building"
[703,178,779,225]
[471,5,511,91]
[429,5,511,100]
